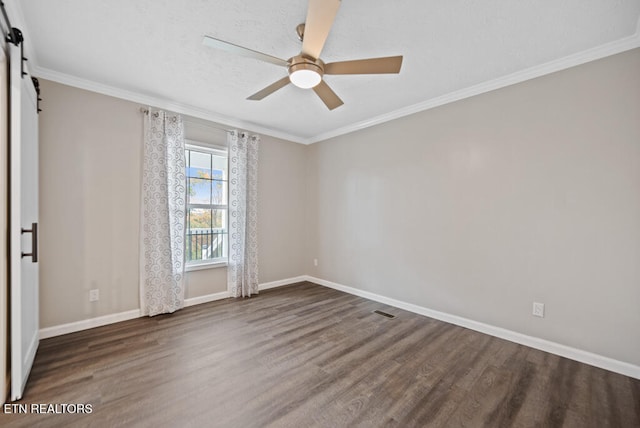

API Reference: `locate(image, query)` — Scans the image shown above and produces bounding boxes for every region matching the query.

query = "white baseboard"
[38,276,306,339]
[39,275,638,381]
[184,291,229,307]
[259,275,308,291]
[39,309,142,340]
[304,275,640,380]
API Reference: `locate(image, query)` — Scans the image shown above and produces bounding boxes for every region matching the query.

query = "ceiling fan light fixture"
[288,57,324,89]
[290,69,321,88]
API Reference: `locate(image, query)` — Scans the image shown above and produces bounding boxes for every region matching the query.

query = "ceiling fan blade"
[202,35,289,67]
[325,56,403,75]
[247,76,291,100]
[301,0,341,60]
[312,80,344,110]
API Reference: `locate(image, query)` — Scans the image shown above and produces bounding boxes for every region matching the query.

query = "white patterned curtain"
[227,131,259,297]
[140,109,186,316]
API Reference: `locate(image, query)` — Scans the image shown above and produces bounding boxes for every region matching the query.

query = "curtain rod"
[139,107,232,133]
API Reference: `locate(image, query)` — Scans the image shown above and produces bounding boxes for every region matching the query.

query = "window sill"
[185,260,228,272]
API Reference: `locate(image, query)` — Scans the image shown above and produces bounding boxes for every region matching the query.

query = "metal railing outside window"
[186,228,226,262]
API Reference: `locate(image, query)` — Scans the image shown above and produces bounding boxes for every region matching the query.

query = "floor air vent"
[373,310,396,319]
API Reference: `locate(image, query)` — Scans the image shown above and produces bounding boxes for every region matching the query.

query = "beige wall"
[257,135,308,282]
[39,81,142,327]
[37,48,639,368]
[38,80,307,328]
[306,48,640,366]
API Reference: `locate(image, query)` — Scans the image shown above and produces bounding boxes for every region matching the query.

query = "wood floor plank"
[1,281,638,427]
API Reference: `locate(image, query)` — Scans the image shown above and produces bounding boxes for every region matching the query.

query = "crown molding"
[310,29,640,144]
[7,0,305,143]
[16,0,640,146]
[32,66,307,144]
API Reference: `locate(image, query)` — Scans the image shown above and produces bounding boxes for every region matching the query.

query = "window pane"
[188,151,212,178]
[211,154,227,177]
[189,208,212,229]
[185,146,228,264]
[211,180,227,205]
[186,208,227,262]
[186,229,227,262]
[188,177,211,204]
[212,209,226,229]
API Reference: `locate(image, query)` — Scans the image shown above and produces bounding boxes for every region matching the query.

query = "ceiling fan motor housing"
[288,55,324,88]
[288,55,324,76]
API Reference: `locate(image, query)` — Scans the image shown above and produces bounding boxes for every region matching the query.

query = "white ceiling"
[10,0,640,143]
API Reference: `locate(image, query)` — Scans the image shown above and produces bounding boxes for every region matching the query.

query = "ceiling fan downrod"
[296,23,305,42]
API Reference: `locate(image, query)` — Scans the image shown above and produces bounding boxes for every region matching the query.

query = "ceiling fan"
[202,0,403,110]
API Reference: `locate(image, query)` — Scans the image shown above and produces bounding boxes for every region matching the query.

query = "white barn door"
[9,42,40,401]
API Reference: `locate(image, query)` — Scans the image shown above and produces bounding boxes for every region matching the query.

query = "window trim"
[185,140,227,156]
[185,141,229,270]
[185,259,227,272]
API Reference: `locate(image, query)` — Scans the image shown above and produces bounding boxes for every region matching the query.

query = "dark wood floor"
[1,282,639,427]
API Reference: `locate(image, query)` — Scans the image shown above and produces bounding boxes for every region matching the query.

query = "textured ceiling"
[11,0,640,143]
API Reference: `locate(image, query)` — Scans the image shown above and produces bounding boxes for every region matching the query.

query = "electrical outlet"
[89,289,100,302]
[313,258,318,267]
[532,302,544,318]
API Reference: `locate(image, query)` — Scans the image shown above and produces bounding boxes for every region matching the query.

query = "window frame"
[184,140,229,271]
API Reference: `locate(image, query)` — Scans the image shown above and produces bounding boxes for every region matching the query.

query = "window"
[185,142,228,267]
